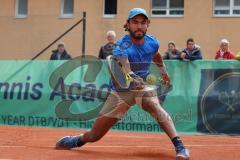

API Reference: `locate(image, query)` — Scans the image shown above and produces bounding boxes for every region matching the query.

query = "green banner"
[0,58,240,134]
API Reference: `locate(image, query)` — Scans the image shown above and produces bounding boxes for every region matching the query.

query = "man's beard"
[129,29,146,40]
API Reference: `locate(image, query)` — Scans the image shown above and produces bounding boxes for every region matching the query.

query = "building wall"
[0,0,240,60]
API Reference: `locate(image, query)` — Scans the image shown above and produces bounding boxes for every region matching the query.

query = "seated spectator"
[98,30,116,59]
[180,38,202,60]
[50,42,71,60]
[215,39,235,60]
[163,41,181,60]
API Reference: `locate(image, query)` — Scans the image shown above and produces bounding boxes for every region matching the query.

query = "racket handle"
[129,72,138,78]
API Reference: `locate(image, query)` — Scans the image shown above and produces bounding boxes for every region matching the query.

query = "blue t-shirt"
[112,34,160,79]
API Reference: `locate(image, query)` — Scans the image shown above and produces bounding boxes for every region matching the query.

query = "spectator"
[180,38,202,60]
[215,39,235,60]
[50,42,71,60]
[98,30,116,59]
[163,41,181,60]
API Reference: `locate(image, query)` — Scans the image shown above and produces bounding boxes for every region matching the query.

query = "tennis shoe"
[55,134,85,150]
[176,146,190,160]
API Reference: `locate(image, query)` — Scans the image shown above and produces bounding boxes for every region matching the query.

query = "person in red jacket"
[215,39,235,60]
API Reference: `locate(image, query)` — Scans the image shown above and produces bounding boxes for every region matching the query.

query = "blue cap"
[128,8,148,20]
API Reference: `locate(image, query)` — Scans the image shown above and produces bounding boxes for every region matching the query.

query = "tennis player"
[55,8,190,160]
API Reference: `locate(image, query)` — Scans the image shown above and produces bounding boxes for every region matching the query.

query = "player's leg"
[136,88,189,160]
[82,91,135,143]
[142,97,178,139]
[81,107,127,143]
[55,115,120,150]
[55,91,134,150]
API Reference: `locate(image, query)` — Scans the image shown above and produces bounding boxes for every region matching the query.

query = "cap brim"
[128,13,148,20]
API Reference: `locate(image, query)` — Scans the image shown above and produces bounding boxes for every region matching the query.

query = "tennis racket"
[106,55,133,89]
[106,55,173,95]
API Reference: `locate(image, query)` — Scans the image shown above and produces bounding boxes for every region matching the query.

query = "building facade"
[0,0,240,59]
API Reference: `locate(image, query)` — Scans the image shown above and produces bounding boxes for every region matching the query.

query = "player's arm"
[118,57,144,89]
[153,52,170,84]
[118,57,143,80]
[118,57,132,73]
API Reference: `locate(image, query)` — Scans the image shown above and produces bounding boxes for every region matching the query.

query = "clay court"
[0,126,239,160]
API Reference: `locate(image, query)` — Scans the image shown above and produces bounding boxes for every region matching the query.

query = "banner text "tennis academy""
[0,76,110,102]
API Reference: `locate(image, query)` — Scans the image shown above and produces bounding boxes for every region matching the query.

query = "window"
[103,0,117,17]
[61,0,74,18]
[15,0,28,18]
[151,0,184,17]
[214,0,240,16]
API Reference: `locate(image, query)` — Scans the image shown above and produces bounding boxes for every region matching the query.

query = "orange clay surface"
[0,126,240,160]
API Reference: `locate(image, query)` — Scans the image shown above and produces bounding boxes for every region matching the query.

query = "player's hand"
[161,73,171,86]
[130,76,144,90]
